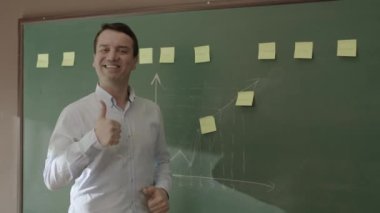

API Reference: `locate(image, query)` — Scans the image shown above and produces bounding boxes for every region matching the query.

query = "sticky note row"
[258,39,357,60]
[36,52,75,68]
[199,90,255,135]
[139,45,211,64]
[36,39,355,68]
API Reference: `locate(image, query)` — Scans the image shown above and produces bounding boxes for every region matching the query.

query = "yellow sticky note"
[36,53,49,68]
[337,39,357,57]
[159,47,175,63]
[62,51,75,66]
[294,42,313,59]
[139,48,153,64]
[235,91,255,106]
[258,42,276,60]
[194,45,210,63]
[199,116,217,134]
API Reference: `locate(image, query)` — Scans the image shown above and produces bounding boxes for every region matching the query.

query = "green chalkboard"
[22,1,380,213]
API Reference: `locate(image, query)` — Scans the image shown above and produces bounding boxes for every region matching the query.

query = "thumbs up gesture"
[95,101,122,146]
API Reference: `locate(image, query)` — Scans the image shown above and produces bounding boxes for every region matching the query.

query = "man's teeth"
[103,65,119,68]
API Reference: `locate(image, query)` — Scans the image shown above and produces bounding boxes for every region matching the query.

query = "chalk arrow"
[150,73,162,103]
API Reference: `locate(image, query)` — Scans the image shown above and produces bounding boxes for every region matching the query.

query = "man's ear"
[92,55,95,68]
[132,56,138,71]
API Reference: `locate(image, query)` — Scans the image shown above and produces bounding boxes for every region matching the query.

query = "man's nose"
[106,49,119,60]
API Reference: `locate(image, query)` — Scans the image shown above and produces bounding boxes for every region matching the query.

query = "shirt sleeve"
[153,107,172,194]
[43,106,102,190]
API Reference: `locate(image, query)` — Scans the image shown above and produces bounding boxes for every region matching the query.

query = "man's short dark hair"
[93,23,139,57]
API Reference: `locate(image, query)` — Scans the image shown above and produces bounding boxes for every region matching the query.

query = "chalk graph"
[151,73,276,192]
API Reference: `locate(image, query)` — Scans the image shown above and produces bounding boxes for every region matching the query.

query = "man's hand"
[143,186,169,213]
[95,101,121,146]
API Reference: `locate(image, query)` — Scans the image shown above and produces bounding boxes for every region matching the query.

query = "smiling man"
[43,23,171,213]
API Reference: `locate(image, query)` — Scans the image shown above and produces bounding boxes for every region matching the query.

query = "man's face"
[93,29,137,86]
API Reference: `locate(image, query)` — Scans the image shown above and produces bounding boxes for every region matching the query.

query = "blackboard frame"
[17,0,336,212]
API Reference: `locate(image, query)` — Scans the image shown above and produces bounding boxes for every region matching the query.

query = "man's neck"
[100,83,129,109]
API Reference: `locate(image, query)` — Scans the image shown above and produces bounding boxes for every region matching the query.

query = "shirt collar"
[95,84,136,108]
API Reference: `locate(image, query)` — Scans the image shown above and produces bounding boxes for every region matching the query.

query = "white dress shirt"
[43,85,171,213]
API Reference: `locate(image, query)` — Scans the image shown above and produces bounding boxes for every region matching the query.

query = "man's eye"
[99,48,109,53]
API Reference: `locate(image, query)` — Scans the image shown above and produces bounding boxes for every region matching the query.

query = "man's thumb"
[142,186,155,197]
[99,101,107,118]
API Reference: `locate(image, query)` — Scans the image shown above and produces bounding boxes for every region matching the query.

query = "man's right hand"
[95,101,121,146]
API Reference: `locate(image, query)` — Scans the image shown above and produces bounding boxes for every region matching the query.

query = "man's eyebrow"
[97,44,130,49]
[117,46,130,49]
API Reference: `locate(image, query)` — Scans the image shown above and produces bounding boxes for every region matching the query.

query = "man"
[43,23,171,213]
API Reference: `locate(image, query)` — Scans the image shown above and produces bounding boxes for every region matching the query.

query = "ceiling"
[20,0,320,20]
